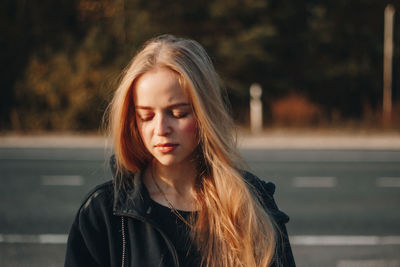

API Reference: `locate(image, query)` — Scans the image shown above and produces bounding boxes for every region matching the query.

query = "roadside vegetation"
[1,0,399,132]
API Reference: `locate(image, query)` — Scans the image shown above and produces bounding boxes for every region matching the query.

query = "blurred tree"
[1,0,399,131]
[0,0,80,130]
[301,0,388,119]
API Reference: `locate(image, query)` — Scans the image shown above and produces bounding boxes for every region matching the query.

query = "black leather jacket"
[65,160,296,267]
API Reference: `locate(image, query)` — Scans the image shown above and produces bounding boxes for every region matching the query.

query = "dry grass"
[270,93,322,127]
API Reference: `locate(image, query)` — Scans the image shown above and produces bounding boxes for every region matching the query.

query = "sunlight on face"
[133,68,198,167]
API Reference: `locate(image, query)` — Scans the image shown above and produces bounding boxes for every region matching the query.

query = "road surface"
[1,145,399,267]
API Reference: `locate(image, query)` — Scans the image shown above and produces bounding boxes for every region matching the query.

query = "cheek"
[136,123,151,145]
[182,119,198,138]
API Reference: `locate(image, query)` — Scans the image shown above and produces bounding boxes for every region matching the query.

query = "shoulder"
[66,181,117,266]
[241,170,276,197]
[241,170,290,224]
[78,180,114,216]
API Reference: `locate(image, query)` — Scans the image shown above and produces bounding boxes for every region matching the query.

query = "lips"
[154,143,178,153]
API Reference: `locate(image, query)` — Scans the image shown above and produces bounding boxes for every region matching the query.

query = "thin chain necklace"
[150,163,192,226]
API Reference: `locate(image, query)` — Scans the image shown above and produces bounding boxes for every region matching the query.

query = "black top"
[149,199,202,267]
[65,163,296,267]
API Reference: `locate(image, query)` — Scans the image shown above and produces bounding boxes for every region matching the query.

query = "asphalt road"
[1,147,399,267]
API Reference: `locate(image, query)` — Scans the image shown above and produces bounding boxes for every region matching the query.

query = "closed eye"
[139,116,153,121]
[171,111,188,119]
[136,112,154,122]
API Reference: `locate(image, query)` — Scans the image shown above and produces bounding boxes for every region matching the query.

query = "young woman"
[65,35,295,267]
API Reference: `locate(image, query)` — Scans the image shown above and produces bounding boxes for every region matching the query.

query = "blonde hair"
[107,35,276,266]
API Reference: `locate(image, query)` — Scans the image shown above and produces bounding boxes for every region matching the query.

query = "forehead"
[133,68,190,107]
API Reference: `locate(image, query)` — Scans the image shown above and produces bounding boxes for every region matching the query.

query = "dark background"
[1,0,400,131]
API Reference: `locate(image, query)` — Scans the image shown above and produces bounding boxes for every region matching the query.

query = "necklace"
[150,163,192,226]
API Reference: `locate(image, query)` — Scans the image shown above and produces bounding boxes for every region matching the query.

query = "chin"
[153,155,189,167]
[154,156,178,166]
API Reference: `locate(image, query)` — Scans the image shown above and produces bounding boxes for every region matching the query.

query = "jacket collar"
[110,155,153,218]
[109,156,288,224]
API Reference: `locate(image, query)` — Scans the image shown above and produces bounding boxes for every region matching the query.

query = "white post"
[383,4,395,124]
[250,83,263,134]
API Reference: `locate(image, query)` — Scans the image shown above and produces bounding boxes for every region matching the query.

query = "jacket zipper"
[121,216,126,267]
[116,212,180,267]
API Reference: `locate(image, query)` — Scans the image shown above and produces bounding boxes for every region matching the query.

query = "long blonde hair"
[107,35,276,267]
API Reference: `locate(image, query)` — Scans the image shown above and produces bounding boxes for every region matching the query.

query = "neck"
[152,160,198,195]
[143,159,199,211]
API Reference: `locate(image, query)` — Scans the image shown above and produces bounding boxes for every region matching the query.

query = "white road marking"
[337,259,400,267]
[377,177,400,187]
[39,234,69,244]
[41,175,84,186]
[290,235,400,246]
[0,234,68,244]
[293,176,337,188]
[2,234,400,246]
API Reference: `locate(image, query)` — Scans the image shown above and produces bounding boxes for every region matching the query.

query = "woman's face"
[133,68,198,167]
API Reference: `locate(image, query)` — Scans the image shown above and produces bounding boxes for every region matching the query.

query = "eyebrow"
[135,103,191,110]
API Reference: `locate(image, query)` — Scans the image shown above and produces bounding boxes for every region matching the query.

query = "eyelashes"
[171,111,188,119]
[137,111,189,122]
[138,115,153,122]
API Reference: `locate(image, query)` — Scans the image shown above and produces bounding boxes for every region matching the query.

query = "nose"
[154,113,171,136]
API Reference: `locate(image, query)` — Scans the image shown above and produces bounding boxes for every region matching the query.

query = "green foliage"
[1,0,399,130]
